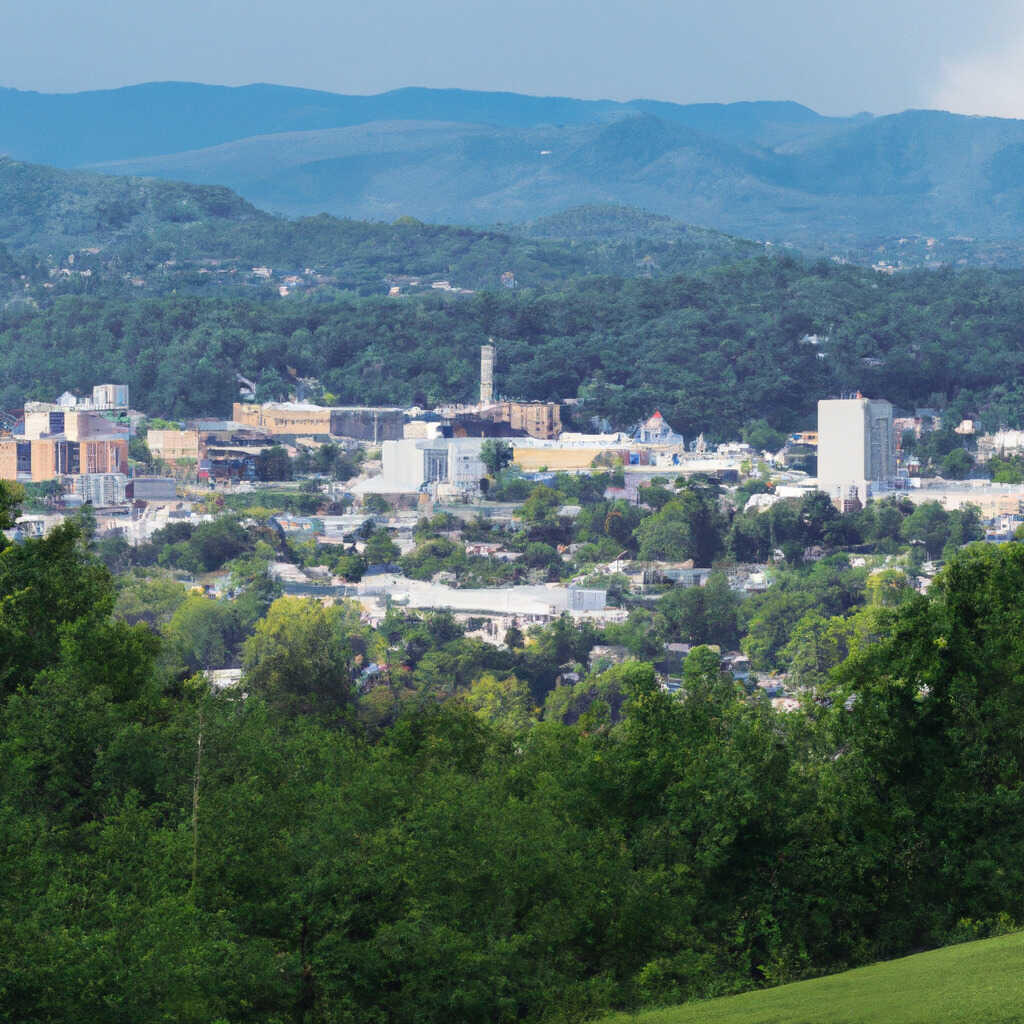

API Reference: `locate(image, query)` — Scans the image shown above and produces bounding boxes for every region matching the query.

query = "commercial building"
[23,406,130,443]
[128,476,177,502]
[379,437,487,494]
[329,407,406,442]
[0,436,129,482]
[817,396,896,505]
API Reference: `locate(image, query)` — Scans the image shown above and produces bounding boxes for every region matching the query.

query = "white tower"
[480,341,495,405]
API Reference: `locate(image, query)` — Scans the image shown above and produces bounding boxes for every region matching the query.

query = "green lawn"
[599,931,1024,1024]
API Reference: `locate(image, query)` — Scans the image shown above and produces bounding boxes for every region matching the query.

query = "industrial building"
[378,437,488,495]
[232,402,405,441]
[817,396,896,506]
[466,342,562,439]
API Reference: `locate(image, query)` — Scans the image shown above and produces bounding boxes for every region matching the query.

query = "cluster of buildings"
[0,384,176,507]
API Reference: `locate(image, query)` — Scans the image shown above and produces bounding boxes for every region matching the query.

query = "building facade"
[0,436,129,482]
[232,402,405,441]
[380,437,487,493]
[817,397,895,505]
[147,429,201,463]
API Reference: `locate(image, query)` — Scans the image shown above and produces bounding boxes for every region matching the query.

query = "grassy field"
[599,931,1024,1024]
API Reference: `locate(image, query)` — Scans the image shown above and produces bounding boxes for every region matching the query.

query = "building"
[23,405,130,443]
[379,437,487,493]
[233,401,332,436]
[329,407,405,442]
[73,473,128,506]
[633,410,685,445]
[147,429,200,464]
[0,435,129,482]
[128,476,177,502]
[232,402,405,441]
[817,396,895,505]
[488,401,562,440]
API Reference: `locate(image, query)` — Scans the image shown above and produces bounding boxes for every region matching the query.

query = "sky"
[1,0,1022,118]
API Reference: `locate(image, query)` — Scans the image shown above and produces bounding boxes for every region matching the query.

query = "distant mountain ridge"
[0,82,841,165]
[4,82,1024,254]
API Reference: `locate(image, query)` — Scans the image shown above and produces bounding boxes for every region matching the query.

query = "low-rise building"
[379,437,488,494]
[73,472,128,506]
[232,402,405,441]
[147,429,200,464]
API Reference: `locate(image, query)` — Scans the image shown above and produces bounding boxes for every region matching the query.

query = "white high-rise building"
[817,396,895,506]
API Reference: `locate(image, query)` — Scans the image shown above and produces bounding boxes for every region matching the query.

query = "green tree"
[163,595,239,672]
[242,597,359,716]
[900,501,951,558]
[465,672,535,732]
[0,521,114,699]
[114,572,190,628]
[480,438,513,476]
[634,485,726,565]
[939,447,974,480]
[363,528,400,565]
[256,445,293,482]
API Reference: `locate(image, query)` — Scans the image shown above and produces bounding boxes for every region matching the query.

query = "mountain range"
[4,82,1024,253]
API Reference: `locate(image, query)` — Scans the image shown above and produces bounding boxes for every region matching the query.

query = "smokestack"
[480,341,495,405]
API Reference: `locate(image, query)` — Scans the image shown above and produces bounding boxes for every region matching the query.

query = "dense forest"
[0,159,760,297]
[6,256,1024,437]
[3,477,1024,1022]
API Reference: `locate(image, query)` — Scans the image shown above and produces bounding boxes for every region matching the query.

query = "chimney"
[480,341,495,405]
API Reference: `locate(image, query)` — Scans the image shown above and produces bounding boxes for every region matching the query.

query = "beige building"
[906,485,1024,518]
[494,401,562,440]
[233,402,332,435]
[0,436,129,482]
[513,447,604,471]
[147,429,200,463]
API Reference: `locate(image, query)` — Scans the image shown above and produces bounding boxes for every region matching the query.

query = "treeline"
[6,256,1024,436]
[3,482,1024,1022]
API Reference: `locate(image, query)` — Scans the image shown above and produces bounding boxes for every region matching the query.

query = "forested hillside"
[4,481,1024,1022]
[0,158,761,295]
[5,256,1024,435]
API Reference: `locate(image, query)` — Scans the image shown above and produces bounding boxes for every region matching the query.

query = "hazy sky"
[2,0,1022,117]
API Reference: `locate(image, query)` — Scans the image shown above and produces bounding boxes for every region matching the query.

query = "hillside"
[598,931,1024,1024]
[7,83,1024,258]
[5,248,1024,437]
[0,157,763,297]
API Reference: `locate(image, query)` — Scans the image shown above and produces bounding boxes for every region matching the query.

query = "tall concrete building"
[817,396,895,506]
[480,342,495,405]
